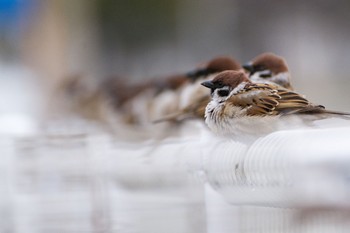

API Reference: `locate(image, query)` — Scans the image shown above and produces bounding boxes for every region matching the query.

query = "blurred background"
[1,0,350,131]
[2,1,350,232]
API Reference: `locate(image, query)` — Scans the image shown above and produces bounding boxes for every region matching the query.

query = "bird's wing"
[274,88,323,115]
[225,83,281,116]
[226,83,323,116]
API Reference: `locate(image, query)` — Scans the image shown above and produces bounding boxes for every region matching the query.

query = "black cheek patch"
[210,88,215,95]
[218,89,229,97]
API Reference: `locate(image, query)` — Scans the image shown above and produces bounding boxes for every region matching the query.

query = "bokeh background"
[2,2,350,232]
[1,0,350,133]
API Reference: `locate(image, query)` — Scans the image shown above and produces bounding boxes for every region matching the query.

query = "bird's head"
[187,56,241,81]
[243,53,292,89]
[201,71,251,102]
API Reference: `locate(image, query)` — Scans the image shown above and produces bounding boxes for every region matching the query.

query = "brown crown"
[252,52,289,74]
[211,71,251,89]
[205,56,241,72]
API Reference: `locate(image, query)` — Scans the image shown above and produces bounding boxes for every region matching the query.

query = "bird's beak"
[201,80,215,89]
[242,63,255,73]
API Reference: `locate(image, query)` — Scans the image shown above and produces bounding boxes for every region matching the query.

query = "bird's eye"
[218,89,229,97]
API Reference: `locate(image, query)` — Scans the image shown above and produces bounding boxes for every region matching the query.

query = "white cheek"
[249,72,262,82]
[270,72,290,86]
[249,71,272,85]
[249,71,291,88]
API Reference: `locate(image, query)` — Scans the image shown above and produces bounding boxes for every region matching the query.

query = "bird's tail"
[321,109,350,116]
[292,105,350,117]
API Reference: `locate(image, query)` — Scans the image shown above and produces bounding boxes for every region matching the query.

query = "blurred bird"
[154,56,242,123]
[58,69,194,127]
[243,53,294,90]
[201,70,350,136]
[100,73,190,125]
[59,56,244,125]
[147,74,192,123]
[55,74,110,121]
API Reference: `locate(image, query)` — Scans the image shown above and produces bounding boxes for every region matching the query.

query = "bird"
[180,56,243,108]
[94,72,192,125]
[147,74,193,123]
[201,70,350,137]
[55,74,110,122]
[62,57,242,125]
[153,56,242,123]
[242,52,294,90]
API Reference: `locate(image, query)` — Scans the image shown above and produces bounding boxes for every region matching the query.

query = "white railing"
[1,119,350,233]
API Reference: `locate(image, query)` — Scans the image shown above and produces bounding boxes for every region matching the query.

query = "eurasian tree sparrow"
[154,56,242,123]
[243,53,294,90]
[55,74,112,121]
[186,56,242,80]
[147,74,192,122]
[99,73,190,125]
[201,71,349,136]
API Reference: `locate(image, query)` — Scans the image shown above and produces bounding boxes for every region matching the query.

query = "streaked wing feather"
[275,88,324,115]
[226,84,281,116]
[227,83,325,116]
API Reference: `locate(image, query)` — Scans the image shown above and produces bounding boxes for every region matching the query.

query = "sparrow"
[57,69,197,128]
[154,56,242,123]
[147,74,193,122]
[201,70,350,136]
[96,72,191,125]
[55,74,110,121]
[186,56,242,81]
[243,52,294,90]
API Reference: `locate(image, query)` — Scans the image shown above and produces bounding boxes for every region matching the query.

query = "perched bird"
[154,56,242,123]
[181,56,242,107]
[243,53,294,90]
[186,56,242,81]
[201,70,350,136]
[62,57,241,125]
[55,74,109,121]
[96,73,191,125]
[147,74,192,122]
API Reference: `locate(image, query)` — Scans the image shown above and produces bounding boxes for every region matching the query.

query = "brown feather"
[224,83,329,117]
[274,87,318,114]
[225,84,281,116]
[251,53,289,74]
